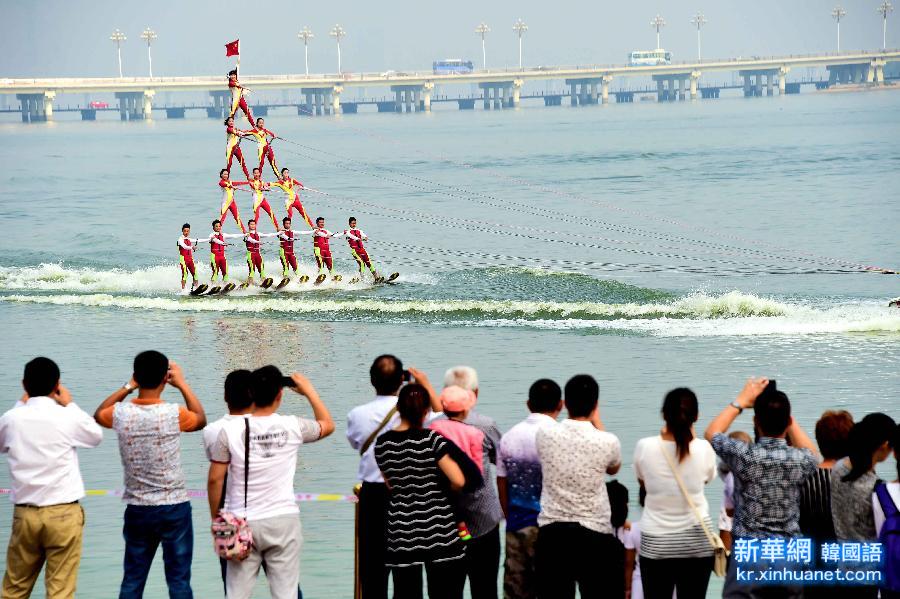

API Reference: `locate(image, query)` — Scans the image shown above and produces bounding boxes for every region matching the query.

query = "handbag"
[212,418,254,561]
[659,437,729,576]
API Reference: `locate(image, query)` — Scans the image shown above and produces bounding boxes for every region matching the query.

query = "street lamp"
[513,19,528,70]
[298,26,314,76]
[878,1,893,49]
[690,12,707,61]
[831,7,847,53]
[475,22,490,69]
[141,28,157,79]
[329,24,346,74]
[650,14,666,50]
[110,29,126,78]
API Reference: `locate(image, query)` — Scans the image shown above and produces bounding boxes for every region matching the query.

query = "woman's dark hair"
[894,424,900,483]
[397,384,430,429]
[842,412,896,482]
[606,479,629,529]
[662,388,699,462]
[814,410,854,460]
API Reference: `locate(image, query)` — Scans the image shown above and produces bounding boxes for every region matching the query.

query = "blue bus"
[433,59,475,74]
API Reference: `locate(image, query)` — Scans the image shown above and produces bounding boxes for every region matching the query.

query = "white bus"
[629,50,673,66]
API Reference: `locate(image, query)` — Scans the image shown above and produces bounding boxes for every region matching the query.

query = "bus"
[433,59,475,74]
[629,50,672,66]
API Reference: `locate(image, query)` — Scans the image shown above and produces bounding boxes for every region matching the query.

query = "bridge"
[3,50,898,122]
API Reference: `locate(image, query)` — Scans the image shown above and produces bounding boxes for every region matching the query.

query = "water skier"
[248,117,280,179]
[234,168,279,232]
[271,168,313,229]
[344,217,380,280]
[177,223,207,290]
[218,169,246,234]
[224,116,251,180]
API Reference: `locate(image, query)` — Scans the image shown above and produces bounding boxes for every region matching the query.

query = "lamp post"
[513,19,528,70]
[690,12,707,61]
[650,14,666,50]
[140,28,157,79]
[475,22,490,69]
[831,7,847,53]
[329,24,346,74]
[298,26,314,76]
[110,29,126,78]
[878,1,893,49]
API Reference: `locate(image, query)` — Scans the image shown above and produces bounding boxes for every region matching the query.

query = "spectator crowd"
[0,353,897,599]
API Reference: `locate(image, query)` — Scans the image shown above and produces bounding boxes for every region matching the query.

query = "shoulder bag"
[212,418,254,561]
[659,437,728,576]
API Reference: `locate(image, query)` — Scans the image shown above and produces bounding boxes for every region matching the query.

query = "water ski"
[221,282,236,294]
[275,277,290,290]
[239,281,251,290]
[205,285,222,296]
[349,277,360,284]
[332,274,343,282]
[189,284,209,296]
[298,275,310,284]
[314,274,327,285]
[387,272,400,282]
[261,277,274,289]
[889,297,900,308]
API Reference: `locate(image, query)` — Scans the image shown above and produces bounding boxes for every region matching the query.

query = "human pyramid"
[177,57,392,295]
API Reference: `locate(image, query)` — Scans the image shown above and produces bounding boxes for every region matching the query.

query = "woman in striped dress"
[375,383,468,599]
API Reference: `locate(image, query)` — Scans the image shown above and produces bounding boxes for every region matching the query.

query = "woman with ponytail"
[830,412,895,541]
[632,388,717,599]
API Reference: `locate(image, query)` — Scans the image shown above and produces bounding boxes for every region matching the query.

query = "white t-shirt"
[210,413,321,521]
[623,521,644,599]
[633,436,716,534]
[202,414,241,461]
[873,481,900,536]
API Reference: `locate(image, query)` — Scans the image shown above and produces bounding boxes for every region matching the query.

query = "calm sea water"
[0,90,898,598]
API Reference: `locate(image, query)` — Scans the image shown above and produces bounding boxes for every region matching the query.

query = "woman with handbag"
[632,388,721,599]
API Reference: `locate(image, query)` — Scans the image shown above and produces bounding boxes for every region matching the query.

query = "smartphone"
[281,376,296,389]
[401,370,411,383]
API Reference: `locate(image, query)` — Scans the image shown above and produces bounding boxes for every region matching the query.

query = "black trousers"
[534,522,624,599]
[463,525,501,599]
[639,555,714,599]
[391,559,466,599]
[359,482,391,599]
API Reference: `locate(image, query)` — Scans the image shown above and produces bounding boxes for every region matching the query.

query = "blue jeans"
[120,501,193,599]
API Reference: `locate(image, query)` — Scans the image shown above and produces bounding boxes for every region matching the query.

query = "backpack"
[212,418,254,561]
[875,482,900,592]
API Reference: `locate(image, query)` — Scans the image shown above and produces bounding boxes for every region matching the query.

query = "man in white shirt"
[345,355,441,599]
[534,374,623,599]
[208,366,334,599]
[496,379,562,599]
[0,357,103,599]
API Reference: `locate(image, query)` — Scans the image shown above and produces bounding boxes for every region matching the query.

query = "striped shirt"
[374,429,464,567]
[799,467,836,542]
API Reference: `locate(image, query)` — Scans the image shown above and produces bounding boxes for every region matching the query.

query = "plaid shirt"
[712,433,818,539]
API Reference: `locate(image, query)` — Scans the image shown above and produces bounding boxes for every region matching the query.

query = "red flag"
[225,40,240,57]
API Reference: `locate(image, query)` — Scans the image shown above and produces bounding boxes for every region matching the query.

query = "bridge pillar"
[754,74,763,97]
[142,90,154,119]
[742,75,752,97]
[871,59,886,84]
[766,74,774,96]
[16,93,49,123]
[511,80,522,107]
[331,85,342,115]
[493,86,502,110]
[208,90,230,119]
[677,78,685,101]
[778,67,789,94]
[588,82,597,104]
[302,93,312,117]
[689,72,700,100]
[570,82,577,106]
[601,76,612,104]
[42,91,56,120]
[423,82,434,112]
[657,79,665,102]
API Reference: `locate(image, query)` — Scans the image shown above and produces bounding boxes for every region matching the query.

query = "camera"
[402,370,412,383]
[281,376,296,389]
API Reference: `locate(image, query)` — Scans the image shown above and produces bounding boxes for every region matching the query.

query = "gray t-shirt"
[830,459,878,541]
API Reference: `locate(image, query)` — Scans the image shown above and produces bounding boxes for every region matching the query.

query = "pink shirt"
[429,418,485,474]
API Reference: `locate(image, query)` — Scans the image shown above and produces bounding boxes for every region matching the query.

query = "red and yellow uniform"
[234,178,279,231]
[178,235,206,289]
[271,177,312,228]
[243,231,277,280]
[309,228,343,275]
[228,77,254,125]
[277,230,298,277]
[225,124,251,179]
[344,227,377,276]
[248,126,280,179]
[218,178,246,233]
[208,231,243,283]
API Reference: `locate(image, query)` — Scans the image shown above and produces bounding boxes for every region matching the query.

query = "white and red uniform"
[309,228,343,274]
[344,227,376,275]
[243,231,278,279]
[178,235,206,288]
[277,229,298,276]
[208,231,243,283]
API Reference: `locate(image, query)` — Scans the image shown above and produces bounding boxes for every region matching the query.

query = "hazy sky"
[0,0,894,78]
